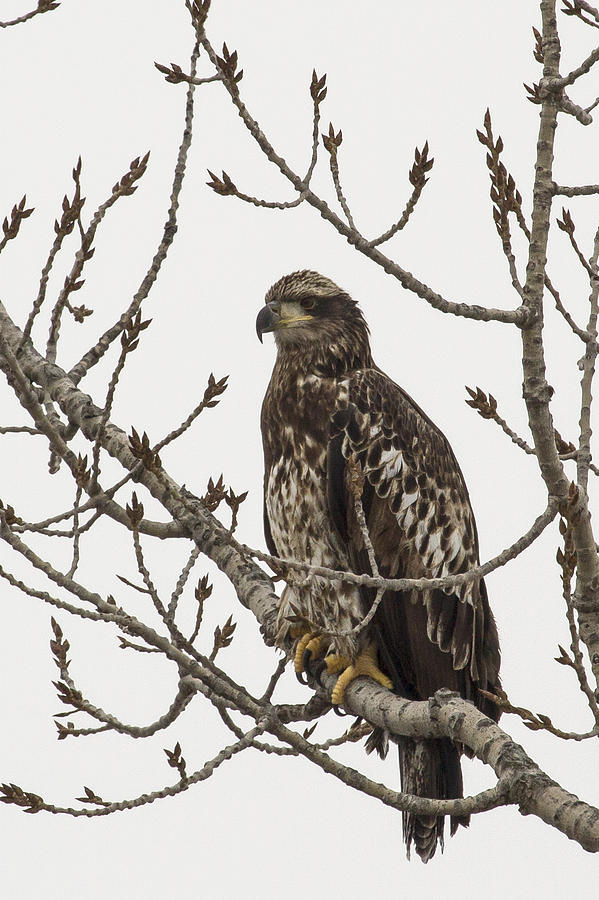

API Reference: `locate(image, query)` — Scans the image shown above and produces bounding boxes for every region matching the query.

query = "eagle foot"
[293,633,325,684]
[325,642,393,706]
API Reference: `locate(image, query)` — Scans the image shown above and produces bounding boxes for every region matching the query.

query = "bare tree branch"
[558,44,599,85]
[14,725,266,817]
[562,0,599,27]
[519,1,599,691]
[68,40,200,387]
[576,224,599,492]
[554,182,599,195]
[196,27,529,327]
[0,1,60,29]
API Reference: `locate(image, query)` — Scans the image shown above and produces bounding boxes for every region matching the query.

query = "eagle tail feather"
[364,724,389,757]
[398,736,467,863]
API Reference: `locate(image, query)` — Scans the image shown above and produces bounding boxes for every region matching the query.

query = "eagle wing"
[328,367,500,709]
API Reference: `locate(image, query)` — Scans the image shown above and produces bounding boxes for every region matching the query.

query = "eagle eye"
[300,297,316,310]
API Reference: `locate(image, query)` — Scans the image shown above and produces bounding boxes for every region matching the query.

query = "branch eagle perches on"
[0,302,598,851]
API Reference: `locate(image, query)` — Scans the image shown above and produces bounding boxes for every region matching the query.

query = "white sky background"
[0,1,598,897]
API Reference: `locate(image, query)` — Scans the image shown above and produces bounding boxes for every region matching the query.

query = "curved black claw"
[295,669,308,685]
[302,647,316,676]
[332,703,349,717]
[312,658,327,684]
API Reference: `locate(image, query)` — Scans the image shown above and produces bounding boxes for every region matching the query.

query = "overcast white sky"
[1,1,599,897]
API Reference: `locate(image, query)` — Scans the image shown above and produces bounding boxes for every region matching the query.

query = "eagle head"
[256,271,371,365]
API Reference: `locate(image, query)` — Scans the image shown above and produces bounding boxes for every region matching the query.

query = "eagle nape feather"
[257,270,501,863]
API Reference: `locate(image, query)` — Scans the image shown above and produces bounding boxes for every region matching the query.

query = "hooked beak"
[256,301,280,343]
[256,300,314,343]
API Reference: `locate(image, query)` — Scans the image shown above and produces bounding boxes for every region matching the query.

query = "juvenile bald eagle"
[256,271,501,862]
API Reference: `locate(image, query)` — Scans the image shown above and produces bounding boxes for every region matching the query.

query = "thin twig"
[44,156,151,365]
[34,726,264,817]
[545,271,589,340]
[505,174,590,340]
[205,69,326,211]
[0,425,41,435]
[558,520,599,726]
[245,497,559,595]
[167,544,201,620]
[585,94,599,113]
[313,721,373,751]
[562,0,599,26]
[367,143,434,247]
[322,457,386,640]
[465,386,536,455]
[481,689,598,741]
[55,676,196,740]
[476,109,527,299]
[368,175,430,247]
[559,209,597,278]
[577,224,599,492]
[66,484,84,579]
[198,29,528,326]
[558,45,599,85]
[554,183,599,195]
[325,132,358,232]
[89,314,151,489]
[22,230,68,345]
[0,1,59,29]
[18,470,139,531]
[68,40,200,387]
[152,373,227,455]
[259,658,288,703]
[0,562,110,624]
[132,530,169,622]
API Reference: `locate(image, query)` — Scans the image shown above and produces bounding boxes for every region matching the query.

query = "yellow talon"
[323,652,351,675]
[294,633,324,674]
[329,642,393,705]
